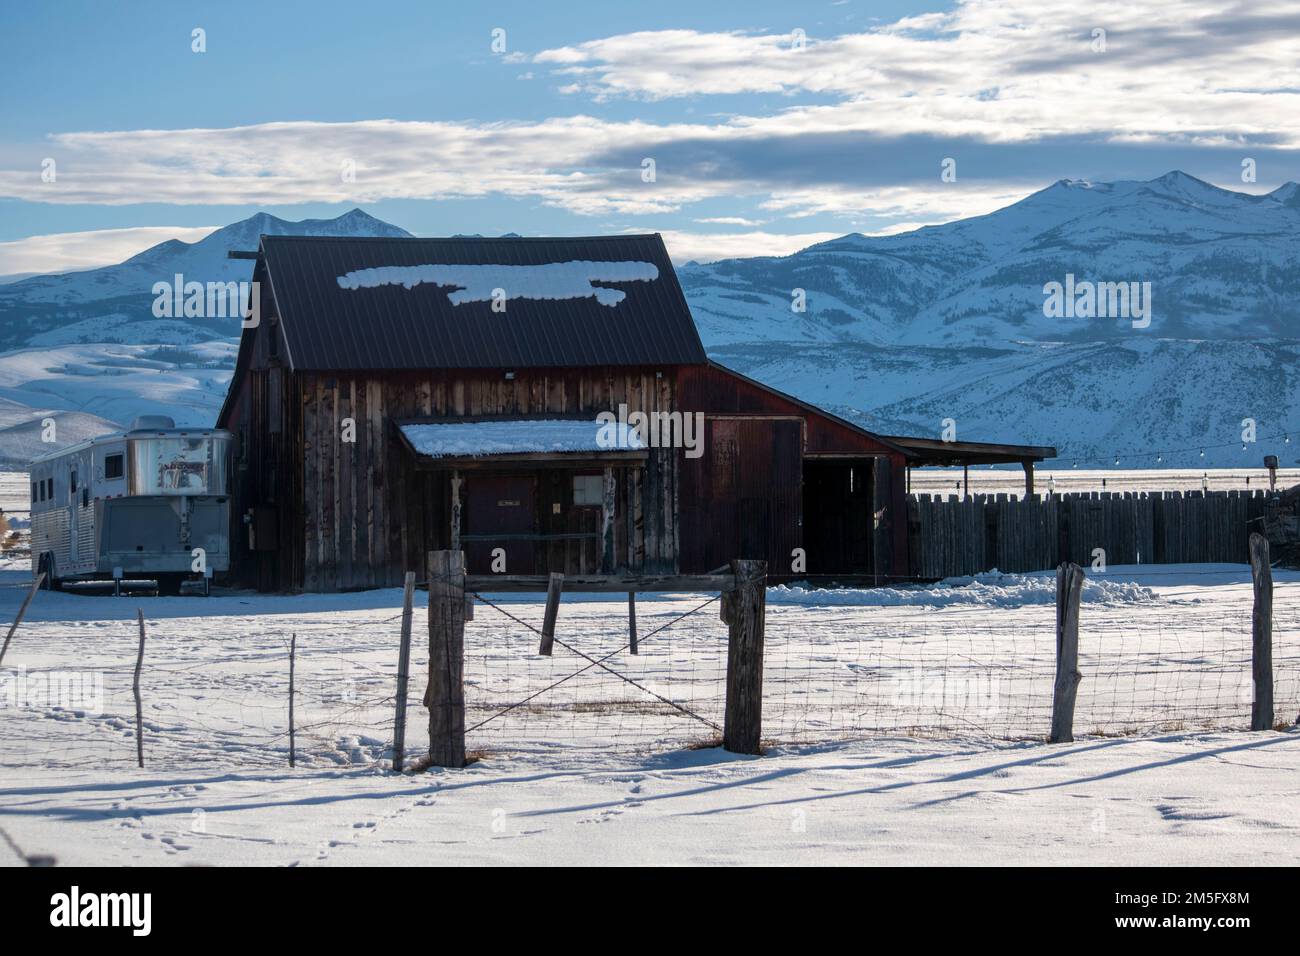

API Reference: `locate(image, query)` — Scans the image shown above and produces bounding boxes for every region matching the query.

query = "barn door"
[463,474,537,574]
[706,418,801,573]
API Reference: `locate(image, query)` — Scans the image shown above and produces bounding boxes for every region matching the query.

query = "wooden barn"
[216,233,1054,591]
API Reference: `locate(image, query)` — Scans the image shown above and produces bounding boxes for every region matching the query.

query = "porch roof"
[396,418,648,468]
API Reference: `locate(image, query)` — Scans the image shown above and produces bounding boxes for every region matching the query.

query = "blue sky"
[1,0,1297,273]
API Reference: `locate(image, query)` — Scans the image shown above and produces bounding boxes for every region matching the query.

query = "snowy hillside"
[0,209,411,353]
[0,210,411,459]
[2,178,1298,467]
[683,172,1300,466]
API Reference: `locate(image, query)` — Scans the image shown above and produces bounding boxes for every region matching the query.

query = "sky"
[1,0,1298,274]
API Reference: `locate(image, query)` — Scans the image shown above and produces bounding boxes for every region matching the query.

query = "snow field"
[2,562,1297,775]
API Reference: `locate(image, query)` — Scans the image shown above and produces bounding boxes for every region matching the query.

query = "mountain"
[2,180,1298,469]
[0,208,412,353]
[679,172,1300,467]
[0,209,412,442]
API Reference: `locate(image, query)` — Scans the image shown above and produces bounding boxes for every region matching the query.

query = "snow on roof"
[399,419,646,459]
[336,260,659,307]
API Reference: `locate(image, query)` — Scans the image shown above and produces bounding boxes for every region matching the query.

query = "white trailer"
[29,416,232,594]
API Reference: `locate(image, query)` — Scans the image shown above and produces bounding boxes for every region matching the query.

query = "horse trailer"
[29,416,232,594]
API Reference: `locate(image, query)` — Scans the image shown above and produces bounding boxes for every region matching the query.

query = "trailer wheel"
[155,574,185,596]
[37,553,61,590]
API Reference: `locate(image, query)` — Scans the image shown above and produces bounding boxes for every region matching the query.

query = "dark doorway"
[802,460,874,574]
[464,474,537,573]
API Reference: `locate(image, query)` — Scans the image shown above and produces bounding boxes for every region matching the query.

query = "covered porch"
[395,419,651,575]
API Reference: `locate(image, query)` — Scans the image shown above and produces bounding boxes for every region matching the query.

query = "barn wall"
[676,363,911,578]
[297,368,679,591]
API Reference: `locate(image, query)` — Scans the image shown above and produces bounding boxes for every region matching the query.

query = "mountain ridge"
[1,179,1298,468]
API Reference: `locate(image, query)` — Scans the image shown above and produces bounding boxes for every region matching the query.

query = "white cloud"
[694,216,766,226]
[0,225,220,278]
[533,2,1300,145]
[650,229,842,263]
[0,1,1294,228]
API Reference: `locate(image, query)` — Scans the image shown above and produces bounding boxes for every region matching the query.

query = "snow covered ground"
[1,556,1297,865]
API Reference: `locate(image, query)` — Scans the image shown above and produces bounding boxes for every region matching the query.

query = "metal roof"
[260,234,708,371]
[883,435,1058,465]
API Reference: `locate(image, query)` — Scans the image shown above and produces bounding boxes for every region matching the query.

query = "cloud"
[694,216,766,226]
[533,1,1300,145]
[0,225,220,278]
[0,0,1295,231]
[651,229,842,263]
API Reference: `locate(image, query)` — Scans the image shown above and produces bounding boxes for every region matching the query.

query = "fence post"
[1050,562,1084,743]
[133,610,147,769]
[288,633,297,768]
[392,571,416,771]
[539,571,563,656]
[628,591,638,655]
[0,572,44,668]
[723,559,767,755]
[427,550,467,768]
[1249,533,1274,731]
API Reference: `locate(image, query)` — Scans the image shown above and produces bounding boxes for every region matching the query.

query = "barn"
[216,233,1054,592]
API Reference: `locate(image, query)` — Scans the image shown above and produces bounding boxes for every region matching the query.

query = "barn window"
[572,474,603,506]
[70,470,77,494]
[31,481,37,502]
[45,478,54,500]
[105,453,125,480]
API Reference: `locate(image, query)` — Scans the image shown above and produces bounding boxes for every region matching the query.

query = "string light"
[1052,429,1296,466]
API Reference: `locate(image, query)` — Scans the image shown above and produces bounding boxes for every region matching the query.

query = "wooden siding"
[676,363,911,578]
[294,368,678,592]
[679,416,802,574]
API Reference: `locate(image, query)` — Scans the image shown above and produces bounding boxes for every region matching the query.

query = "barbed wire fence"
[1,561,1297,772]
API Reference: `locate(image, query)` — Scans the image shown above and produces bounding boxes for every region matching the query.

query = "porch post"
[1022,459,1035,496]
[601,466,616,573]
[449,470,463,553]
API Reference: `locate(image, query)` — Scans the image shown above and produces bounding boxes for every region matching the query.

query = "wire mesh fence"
[2,584,1297,771]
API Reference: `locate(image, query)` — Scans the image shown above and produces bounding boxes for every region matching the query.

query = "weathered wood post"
[0,572,44,668]
[539,571,564,656]
[1050,562,1084,743]
[288,633,297,768]
[1249,532,1274,731]
[449,472,463,554]
[601,466,616,573]
[628,591,638,655]
[391,571,416,771]
[427,550,466,768]
[723,559,766,755]
[133,610,147,768]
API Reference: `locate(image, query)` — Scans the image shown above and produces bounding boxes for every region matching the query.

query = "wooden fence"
[908,489,1280,578]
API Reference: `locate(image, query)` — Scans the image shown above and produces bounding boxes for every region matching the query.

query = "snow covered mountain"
[2,177,1298,468]
[0,209,412,353]
[680,172,1300,467]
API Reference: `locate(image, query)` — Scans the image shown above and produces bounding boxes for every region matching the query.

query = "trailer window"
[70,470,77,494]
[32,481,37,503]
[45,478,53,500]
[105,453,125,480]
[132,437,227,494]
